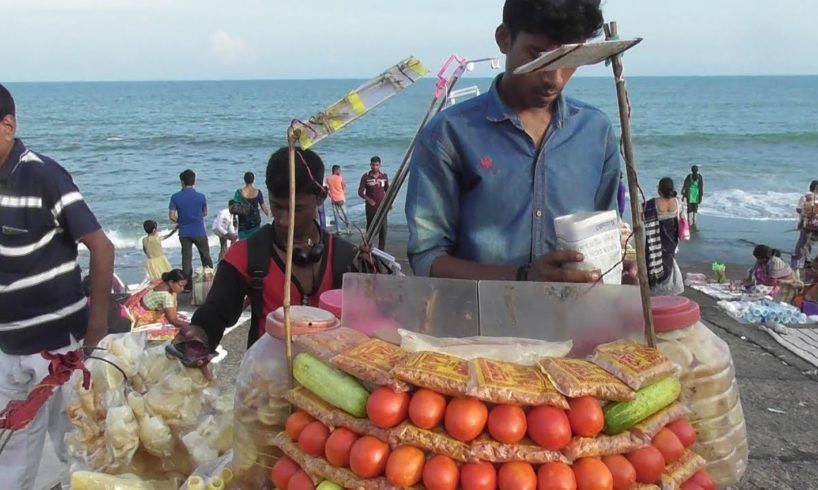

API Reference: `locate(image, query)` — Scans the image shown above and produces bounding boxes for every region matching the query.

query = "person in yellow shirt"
[142,220,177,280]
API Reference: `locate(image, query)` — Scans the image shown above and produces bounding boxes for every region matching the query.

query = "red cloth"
[0,350,90,432]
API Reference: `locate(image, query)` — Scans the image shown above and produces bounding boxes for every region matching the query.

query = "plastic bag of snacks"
[589,339,678,390]
[632,402,690,442]
[562,431,643,461]
[388,422,473,463]
[470,435,568,464]
[537,358,636,401]
[333,338,411,391]
[659,450,706,490]
[179,450,234,490]
[285,387,389,441]
[466,358,568,408]
[294,326,369,363]
[391,351,470,397]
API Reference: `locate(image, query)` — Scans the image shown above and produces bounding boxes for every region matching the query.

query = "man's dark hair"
[502,0,603,43]
[266,147,325,199]
[180,169,196,186]
[370,156,381,164]
[331,165,341,172]
[691,165,699,172]
[809,180,818,192]
[0,84,15,119]
[244,171,255,185]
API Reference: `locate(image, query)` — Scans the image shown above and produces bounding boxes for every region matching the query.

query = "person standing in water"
[681,164,704,227]
[142,219,176,280]
[359,156,389,250]
[234,171,271,240]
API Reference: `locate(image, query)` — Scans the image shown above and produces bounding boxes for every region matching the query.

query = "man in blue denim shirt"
[407,0,625,283]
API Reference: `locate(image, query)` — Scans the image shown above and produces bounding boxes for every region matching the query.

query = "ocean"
[5,75,817,284]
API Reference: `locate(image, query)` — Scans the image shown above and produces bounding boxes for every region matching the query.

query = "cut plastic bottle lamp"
[513,38,642,74]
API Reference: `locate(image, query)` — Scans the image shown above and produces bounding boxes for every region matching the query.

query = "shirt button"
[535,209,543,218]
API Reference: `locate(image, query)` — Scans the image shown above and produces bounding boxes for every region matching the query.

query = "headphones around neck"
[272,221,325,266]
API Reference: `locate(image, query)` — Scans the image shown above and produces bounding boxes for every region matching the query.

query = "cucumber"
[293,352,369,418]
[603,377,682,434]
[316,481,344,490]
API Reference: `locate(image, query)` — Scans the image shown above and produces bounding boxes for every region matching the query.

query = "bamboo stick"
[604,21,657,347]
[284,126,298,383]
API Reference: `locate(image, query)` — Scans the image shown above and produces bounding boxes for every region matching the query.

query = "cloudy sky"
[3,0,816,81]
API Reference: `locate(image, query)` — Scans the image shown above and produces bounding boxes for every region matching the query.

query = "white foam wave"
[106,229,222,251]
[698,189,801,222]
[105,137,124,142]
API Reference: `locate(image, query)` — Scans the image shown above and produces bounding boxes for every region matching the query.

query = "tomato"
[567,397,604,438]
[689,469,716,490]
[298,421,330,457]
[626,446,666,484]
[497,462,537,490]
[409,389,447,429]
[666,419,697,448]
[573,457,613,490]
[680,481,705,490]
[444,398,488,442]
[487,405,527,444]
[652,428,685,464]
[349,435,390,478]
[422,454,459,490]
[537,461,576,490]
[601,454,636,490]
[460,461,498,490]
[526,405,572,450]
[271,456,300,490]
[385,446,425,486]
[287,470,315,490]
[285,410,316,441]
[324,427,359,468]
[367,387,411,429]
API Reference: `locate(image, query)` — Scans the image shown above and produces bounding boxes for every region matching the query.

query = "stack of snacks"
[270,338,717,490]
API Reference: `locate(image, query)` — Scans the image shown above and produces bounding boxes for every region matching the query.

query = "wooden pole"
[605,21,657,347]
[284,126,299,382]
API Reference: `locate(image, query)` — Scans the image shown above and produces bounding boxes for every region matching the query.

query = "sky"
[2,0,817,81]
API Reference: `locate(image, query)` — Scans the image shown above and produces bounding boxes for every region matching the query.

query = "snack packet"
[589,339,678,390]
[285,387,389,441]
[467,358,568,408]
[563,431,644,462]
[470,435,568,464]
[659,450,706,490]
[333,338,411,392]
[537,358,635,401]
[631,402,690,442]
[294,327,369,363]
[388,422,473,463]
[391,351,470,397]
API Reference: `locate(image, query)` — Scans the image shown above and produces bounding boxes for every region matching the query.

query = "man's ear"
[0,115,16,140]
[495,24,512,55]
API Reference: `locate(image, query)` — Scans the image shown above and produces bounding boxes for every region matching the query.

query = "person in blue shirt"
[407,0,632,284]
[169,169,213,287]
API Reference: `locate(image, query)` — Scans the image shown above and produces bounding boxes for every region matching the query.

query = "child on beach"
[142,220,177,280]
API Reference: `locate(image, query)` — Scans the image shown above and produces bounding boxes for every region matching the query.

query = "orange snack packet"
[589,339,678,390]
[388,422,474,463]
[294,326,369,363]
[631,402,690,442]
[537,357,636,401]
[333,338,411,392]
[284,387,389,442]
[660,450,706,490]
[391,351,470,397]
[467,358,568,408]
[562,431,644,462]
[470,435,568,464]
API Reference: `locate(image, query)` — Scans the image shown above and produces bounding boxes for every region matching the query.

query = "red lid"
[319,289,343,319]
[265,306,339,339]
[650,296,701,332]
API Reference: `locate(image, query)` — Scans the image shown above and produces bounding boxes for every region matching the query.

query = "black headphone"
[272,221,325,266]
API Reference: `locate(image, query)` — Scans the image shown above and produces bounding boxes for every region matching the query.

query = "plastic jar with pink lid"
[651,296,748,488]
[233,306,339,489]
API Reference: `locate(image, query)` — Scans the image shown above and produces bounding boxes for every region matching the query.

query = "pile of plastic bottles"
[719,299,808,325]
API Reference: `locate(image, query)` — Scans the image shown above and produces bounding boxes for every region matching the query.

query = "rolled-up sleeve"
[595,123,622,213]
[405,126,460,276]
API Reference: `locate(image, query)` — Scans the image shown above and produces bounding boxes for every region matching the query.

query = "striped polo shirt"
[0,138,100,354]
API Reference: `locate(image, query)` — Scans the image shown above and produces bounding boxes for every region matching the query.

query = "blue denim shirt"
[406,75,621,276]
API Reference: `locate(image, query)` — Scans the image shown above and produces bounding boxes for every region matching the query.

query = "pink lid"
[319,289,343,319]
[650,296,701,332]
[265,306,339,339]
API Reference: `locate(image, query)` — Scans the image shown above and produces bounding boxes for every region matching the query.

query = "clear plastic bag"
[180,450,235,490]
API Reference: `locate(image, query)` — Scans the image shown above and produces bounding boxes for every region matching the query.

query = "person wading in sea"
[359,156,389,251]
[681,164,704,228]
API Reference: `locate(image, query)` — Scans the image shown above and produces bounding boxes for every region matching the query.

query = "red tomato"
[652,428,686,464]
[497,462,537,490]
[367,387,411,429]
[349,435,390,478]
[324,427,359,468]
[573,457,613,490]
[285,410,316,441]
[680,481,705,490]
[487,405,527,444]
[298,421,330,457]
[526,405,572,450]
[689,469,716,490]
[626,446,666,484]
[287,470,315,490]
[567,397,605,438]
[460,461,498,490]
[409,389,447,429]
[601,454,636,490]
[537,461,577,490]
[422,454,459,490]
[666,419,698,448]
[271,456,300,490]
[385,446,425,486]
[444,398,489,442]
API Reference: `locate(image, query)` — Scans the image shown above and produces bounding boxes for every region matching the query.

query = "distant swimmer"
[681,164,704,228]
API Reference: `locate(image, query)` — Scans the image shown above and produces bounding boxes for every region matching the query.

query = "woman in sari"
[644,177,684,296]
[126,269,189,328]
[746,245,794,290]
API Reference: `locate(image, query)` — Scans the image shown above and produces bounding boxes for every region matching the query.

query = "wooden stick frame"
[283,126,299,384]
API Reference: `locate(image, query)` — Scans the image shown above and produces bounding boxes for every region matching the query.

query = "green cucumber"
[293,352,369,418]
[603,377,682,434]
[316,482,343,490]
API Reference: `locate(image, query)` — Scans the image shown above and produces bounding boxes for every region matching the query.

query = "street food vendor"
[406,0,632,283]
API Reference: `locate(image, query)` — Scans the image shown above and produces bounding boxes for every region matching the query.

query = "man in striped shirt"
[0,83,114,488]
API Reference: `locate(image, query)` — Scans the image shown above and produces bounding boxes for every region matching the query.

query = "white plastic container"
[555,210,622,285]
